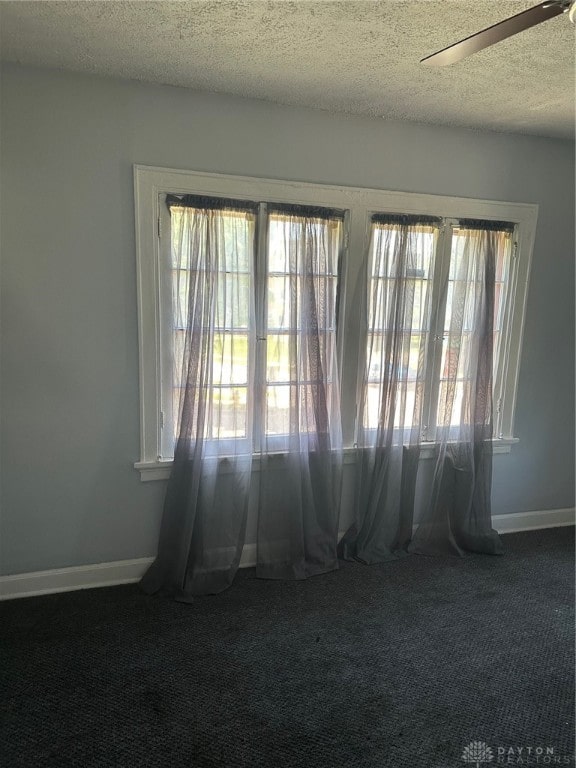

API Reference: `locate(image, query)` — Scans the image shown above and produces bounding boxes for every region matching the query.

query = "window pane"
[365,383,382,429]
[265,212,341,437]
[266,385,290,435]
[443,279,483,332]
[495,236,511,283]
[371,226,435,279]
[268,218,290,273]
[215,273,251,329]
[439,332,472,381]
[173,329,186,385]
[170,386,249,440]
[266,384,333,435]
[219,217,252,273]
[164,205,255,456]
[369,278,431,331]
[172,270,250,330]
[366,332,424,383]
[437,379,468,428]
[209,387,248,439]
[213,332,249,386]
[267,334,292,382]
[364,221,437,432]
[364,381,419,430]
[394,382,417,430]
[448,231,468,280]
[268,275,336,331]
[170,206,252,272]
[267,274,293,330]
[433,226,513,432]
[448,227,512,339]
[268,216,339,275]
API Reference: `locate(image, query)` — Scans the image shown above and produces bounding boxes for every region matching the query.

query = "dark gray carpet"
[1,527,574,768]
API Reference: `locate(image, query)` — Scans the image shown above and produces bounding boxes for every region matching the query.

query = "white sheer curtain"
[257,206,343,579]
[341,216,506,562]
[141,196,257,598]
[339,215,441,563]
[142,201,505,600]
[142,198,345,596]
[410,222,508,556]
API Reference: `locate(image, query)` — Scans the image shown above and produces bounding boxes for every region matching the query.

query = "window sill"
[419,436,519,460]
[134,437,519,481]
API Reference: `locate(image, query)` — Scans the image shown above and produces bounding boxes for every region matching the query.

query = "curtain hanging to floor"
[410,222,507,556]
[142,198,344,598]
[339,214,440,563]
[256,206,343,580]
[340,215,505,563]
[141,197,258,599]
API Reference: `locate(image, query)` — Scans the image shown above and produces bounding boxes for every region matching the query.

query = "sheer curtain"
[339,215,441,563]
[410,222,508,556]
[141,196,257,599]
[256,205,343,579]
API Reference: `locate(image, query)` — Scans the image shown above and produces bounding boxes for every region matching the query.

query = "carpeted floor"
[1,527,574,768]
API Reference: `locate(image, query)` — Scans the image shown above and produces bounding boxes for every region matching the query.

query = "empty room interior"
[0,2,574,767]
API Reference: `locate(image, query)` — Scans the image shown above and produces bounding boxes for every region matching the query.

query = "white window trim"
[133,165,537,481]
[134,438,520,482]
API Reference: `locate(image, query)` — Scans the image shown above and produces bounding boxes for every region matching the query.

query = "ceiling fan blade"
[421,2,567,66]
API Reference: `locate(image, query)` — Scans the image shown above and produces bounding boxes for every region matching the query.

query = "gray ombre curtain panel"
[257,206,343,579]
[141,196,257,599]
[142,199,344,598]
[142,198,506,600]
[341,216,506,563]
[410,222,508,556]
[339,215,441,563]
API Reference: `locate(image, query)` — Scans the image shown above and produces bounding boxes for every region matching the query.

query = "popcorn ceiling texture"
[1,0,574,138]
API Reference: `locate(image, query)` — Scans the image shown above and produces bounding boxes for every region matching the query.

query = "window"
[364,218,438,434]
[363,217,515,442]
[263,208,342,450]
[158,197,343,458]
[159,198,257,459]
[134,167,537,480]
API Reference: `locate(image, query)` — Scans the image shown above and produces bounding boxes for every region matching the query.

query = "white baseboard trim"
[492,507,574,534]
[1,507,573,602]
[0,557,155,602]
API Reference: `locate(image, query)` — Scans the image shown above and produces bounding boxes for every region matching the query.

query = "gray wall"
[1,63,573,576]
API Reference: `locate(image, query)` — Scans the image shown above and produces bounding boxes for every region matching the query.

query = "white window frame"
[133,165,537,480]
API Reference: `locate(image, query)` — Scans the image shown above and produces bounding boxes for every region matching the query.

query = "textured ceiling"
[1,1,574,138]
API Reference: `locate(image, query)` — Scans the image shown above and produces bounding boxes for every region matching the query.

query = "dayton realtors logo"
[462,742,494,767]
[462,741,573,765]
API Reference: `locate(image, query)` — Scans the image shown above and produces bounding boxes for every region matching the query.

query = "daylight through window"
[134,167,536,476]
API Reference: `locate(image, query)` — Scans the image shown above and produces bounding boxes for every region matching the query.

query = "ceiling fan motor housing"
[547,0,576,20]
